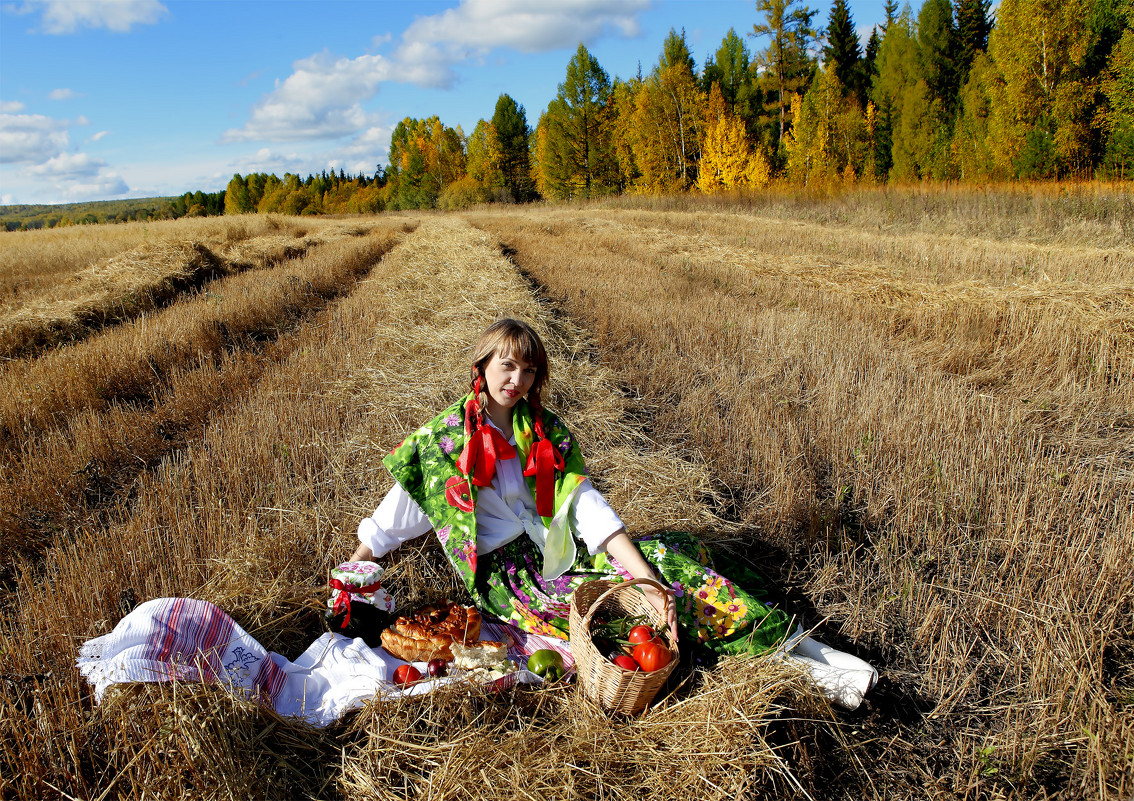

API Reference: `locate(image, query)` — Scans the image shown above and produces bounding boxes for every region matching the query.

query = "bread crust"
[380,602,482,662]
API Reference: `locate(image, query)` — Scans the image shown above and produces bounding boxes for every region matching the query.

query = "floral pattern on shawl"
[383,394,587,606]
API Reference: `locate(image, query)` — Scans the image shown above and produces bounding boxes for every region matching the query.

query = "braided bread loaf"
[379,602,482,662]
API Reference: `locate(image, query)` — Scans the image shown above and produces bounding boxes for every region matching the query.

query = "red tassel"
[524,438,565,518]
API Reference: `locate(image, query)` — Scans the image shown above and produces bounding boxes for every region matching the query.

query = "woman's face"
[481,349,536,414]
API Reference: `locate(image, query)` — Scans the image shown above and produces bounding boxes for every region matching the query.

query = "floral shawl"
[383,395,589,599]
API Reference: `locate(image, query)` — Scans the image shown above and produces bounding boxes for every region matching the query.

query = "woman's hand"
[349,543,374,563]
[603,530,679,643]
[641,582,679,643]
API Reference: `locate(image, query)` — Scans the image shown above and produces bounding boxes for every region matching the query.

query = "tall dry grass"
[0,215,306,302]
[595,181,1134,249]
[468,194,1134,799]
[1,217,833,800]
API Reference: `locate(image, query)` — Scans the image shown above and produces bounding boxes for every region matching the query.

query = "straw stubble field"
[0,187,1130,800]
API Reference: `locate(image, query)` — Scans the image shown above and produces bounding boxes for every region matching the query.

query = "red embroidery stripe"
[150,597,187,663]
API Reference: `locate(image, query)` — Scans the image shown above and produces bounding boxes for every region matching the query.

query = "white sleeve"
[356,482,434,558]
[569,478,626,555]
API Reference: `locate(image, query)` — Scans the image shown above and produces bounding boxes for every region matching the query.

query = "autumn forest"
[6,0,1133,227]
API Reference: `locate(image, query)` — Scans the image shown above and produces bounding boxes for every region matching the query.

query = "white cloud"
[856,23,878,48]
[400,0,649,60]
[13,0,168,34]
[48,87,80,100]
[0,100,27,113]
[390,0,651,88]
[231,147,311,175]
[0,112,71,163]
[0,110,131,201]
[89,130,110,141]
[226,0,650,143]
[223,52,393,142]
[58,175,130,199]
[1,193,16,205]
[29,151,106,179]
[335,124,394,173]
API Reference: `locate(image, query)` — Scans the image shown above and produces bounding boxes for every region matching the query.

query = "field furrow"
[0,231,401,563]
[468,207,1134,798]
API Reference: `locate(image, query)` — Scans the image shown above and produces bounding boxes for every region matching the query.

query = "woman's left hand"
[642,582,679,643]
[604,529,679,643]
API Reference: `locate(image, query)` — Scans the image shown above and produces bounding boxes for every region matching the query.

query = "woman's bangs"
[498,329,544,370]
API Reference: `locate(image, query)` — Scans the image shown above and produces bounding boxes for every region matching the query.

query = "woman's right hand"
[349,543,374,563]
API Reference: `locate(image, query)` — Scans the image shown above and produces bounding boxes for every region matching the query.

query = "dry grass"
[0,215,305,302]
[467,188,1134,799]
[595,181,1134,249]
[0,216,407,358]
[1,216,833,800]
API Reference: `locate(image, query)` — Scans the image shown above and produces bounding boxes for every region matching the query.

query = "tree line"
[249,0,1132,213]
[2,191,226,231]
[8,0,1127,229]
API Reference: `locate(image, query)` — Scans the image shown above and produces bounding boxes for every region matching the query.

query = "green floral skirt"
[474,533,793,655]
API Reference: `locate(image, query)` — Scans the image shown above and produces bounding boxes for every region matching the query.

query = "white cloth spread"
[358,417,623,560]
[77,597,573,728]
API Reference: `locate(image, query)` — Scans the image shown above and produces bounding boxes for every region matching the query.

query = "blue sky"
[1,0,891,206]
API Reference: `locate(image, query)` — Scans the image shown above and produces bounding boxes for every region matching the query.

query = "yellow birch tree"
[697,84,770,191]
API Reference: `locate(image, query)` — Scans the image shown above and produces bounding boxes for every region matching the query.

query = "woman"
[349,318,794,656]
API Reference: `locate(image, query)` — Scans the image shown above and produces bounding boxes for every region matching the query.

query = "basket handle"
[580,577,673,632]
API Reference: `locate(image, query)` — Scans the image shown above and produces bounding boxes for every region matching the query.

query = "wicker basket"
[569,577,679,715]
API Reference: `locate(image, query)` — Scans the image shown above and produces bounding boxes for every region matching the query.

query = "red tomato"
[632,640,671,673]
[628,625,656,645]
[393,664,422,687]
[612,654,639,671]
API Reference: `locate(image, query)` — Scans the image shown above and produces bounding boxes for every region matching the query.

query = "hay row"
[594,182,1134,251]
[474,212,1133,448]
[0,229,403,447]
[569,211,1134,346]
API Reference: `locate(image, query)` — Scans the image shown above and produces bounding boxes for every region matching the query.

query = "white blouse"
[357,419,625,560]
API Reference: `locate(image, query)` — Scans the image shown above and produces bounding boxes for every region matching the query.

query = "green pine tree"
[824,0,862,102]
[542,44,618,198]
[1101,0,1134,176]
[661,27,696,75]
[871,6,929,179]
[492,94,534,202]
[863,27,882,99]
[751,0,820,152]
[883,0,899,29]
[918,0,959,113]
[955,0,992,82]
